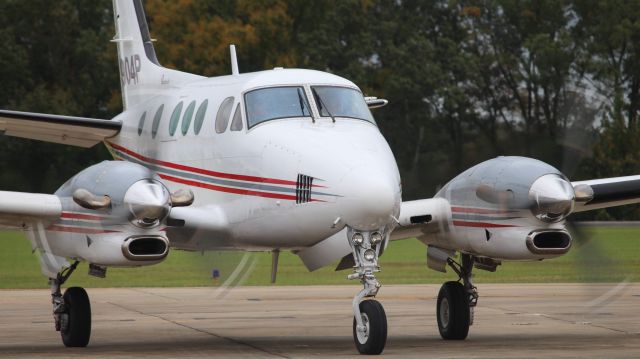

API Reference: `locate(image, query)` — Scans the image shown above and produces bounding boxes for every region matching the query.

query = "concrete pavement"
[0,284,639,358]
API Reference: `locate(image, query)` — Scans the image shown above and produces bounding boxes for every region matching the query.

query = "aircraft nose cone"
[529,174,575,222]
[337,168,399,230]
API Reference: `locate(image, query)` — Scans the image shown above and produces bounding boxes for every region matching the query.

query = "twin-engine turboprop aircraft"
[2,0,640,355]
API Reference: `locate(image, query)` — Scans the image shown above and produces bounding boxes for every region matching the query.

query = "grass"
[0,227,639,289]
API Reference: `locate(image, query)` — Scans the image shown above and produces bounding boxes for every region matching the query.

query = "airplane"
[1,0,640,355]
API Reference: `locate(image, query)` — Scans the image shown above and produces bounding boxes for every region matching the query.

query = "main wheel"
[352,299,387,355]
[437,281,470,340]
[61,287,91,347]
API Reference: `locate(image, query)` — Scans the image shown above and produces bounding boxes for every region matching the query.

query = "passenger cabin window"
[169,102,184,136]
[193,100,208,135]
[215,96,234,133]
[311,86,375,124]
[137,112,146,136]
[181,101,196,135]
[151,106,162,139]
[230,104,243,131]
[244,86,311,128]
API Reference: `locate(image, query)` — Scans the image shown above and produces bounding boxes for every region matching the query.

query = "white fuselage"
[106,68,401,250]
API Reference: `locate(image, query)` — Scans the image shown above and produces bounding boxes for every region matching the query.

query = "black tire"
[437,281,470,340]
[352,299,387,355]
[61,287,91,347]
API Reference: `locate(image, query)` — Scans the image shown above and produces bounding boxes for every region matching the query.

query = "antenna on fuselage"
[230,44,239,75]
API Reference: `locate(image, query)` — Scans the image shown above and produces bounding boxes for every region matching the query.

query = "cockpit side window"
[244,86,311,128]
[311,86,376,124]
[215,96,234,134]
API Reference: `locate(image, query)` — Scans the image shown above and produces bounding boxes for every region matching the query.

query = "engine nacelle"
[33,160,186,274]
[395,157,577,261]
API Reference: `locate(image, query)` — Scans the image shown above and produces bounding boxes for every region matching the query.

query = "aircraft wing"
[0,109,121,148]
[165,206,234,250]
[390,198,452,242]
[0,190,62,229]
[572,175,640,212]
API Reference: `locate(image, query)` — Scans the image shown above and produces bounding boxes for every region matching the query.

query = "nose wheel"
[353,300,387,355]
[346,228,388,355]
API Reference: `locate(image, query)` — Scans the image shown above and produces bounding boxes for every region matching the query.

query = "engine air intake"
[122,236,169,261]
[526,230,572,255]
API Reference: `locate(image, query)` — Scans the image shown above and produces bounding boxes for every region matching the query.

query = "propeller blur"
[1,0,640,355]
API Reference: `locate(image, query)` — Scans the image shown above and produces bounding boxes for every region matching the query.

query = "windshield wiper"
[312,88,335,123]
[297,88,314,123]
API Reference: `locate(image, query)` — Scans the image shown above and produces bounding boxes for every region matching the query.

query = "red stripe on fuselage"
[107,141,301,187]
[452,220,517,228]
[61,212,106,221]
[47,224,119,234]
[159,173,302,201]
[451,206,517,215]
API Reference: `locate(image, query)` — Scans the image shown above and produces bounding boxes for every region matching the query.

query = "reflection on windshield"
[245,86,311,128]
[312,86,375,124]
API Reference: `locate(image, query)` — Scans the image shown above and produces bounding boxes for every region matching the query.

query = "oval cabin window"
[215,97,235,134]
[193,99,208,135]
[168,101,184,136]
[181,101,196,135]
[151,105,164,139]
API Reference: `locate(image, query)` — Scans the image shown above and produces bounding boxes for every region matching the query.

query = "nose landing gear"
[347,229,388,355]
[50,261,92,347]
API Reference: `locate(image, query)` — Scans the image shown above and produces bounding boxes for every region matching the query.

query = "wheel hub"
[356,313,370,344]
[440,297,450,328]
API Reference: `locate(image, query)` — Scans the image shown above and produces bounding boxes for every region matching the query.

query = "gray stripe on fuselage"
[451,213,521,221]
[113,149,339,197]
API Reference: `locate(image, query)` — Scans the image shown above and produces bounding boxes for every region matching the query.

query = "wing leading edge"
[572,175,640,212]
[0,190,62,229]
[0,109,121,148]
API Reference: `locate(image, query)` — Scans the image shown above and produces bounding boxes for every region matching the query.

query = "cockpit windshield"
[311,86,375,124]
[245,86,312,128]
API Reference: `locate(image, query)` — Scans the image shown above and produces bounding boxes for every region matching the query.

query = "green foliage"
[1,0,640,218]
[0,0,117,193]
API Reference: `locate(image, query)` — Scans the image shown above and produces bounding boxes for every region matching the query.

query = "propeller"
[559,119,632,314]
[137,89,259,296]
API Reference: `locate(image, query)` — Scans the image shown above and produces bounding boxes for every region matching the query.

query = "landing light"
[352,233,364,246]
[371,232,383,245]
[363,249,376,261]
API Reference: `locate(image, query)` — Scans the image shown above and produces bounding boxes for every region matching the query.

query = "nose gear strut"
[346,228,388,355]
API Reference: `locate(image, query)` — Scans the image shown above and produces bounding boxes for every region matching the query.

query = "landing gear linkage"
[50,260,92,347]
[436,253,478,340]
[51,260,79,332]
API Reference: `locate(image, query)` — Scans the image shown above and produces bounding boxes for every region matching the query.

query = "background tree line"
[2,0,640,219]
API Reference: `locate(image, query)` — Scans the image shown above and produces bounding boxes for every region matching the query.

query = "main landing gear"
[437,254,478,340]
[347,229,387,355]
[50,261,92,347]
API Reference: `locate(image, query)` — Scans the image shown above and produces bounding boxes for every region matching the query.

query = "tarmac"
[0,283,639,358]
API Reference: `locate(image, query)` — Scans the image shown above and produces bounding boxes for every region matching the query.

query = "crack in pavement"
[127,288,180,301]
[483,305,632,335]
[107,301,291,359]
